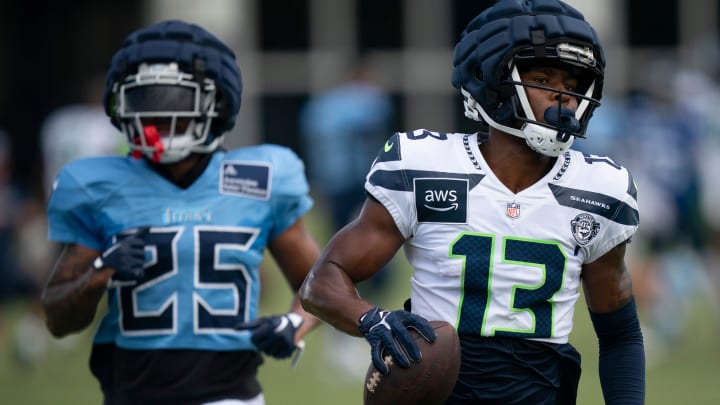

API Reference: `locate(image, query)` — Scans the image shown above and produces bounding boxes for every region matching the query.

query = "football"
[363,320,461,405]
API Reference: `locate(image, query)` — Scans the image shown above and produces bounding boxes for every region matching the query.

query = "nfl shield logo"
[506,202,520,219]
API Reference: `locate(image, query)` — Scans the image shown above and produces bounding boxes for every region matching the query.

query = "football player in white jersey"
[300,1,645,404]
[40,21,321,405]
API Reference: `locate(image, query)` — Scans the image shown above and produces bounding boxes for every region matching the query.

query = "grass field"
[1,206,718,404]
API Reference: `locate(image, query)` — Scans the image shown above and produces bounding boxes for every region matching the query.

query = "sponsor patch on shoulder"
[220,161,271,199]
[414,178,467,223]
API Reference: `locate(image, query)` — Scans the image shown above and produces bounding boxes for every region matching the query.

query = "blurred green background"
[1,206,718,405]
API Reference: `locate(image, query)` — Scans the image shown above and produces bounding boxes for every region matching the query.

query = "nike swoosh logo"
[384,141,394,152]
[423,202,459,212]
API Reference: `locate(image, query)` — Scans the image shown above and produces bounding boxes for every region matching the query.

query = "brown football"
[363,320,461,405]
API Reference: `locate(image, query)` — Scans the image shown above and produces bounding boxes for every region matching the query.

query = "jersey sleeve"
[364,132,417,238]
[46,164,103,250]
[583,165,640,263]
[266,145,314,240]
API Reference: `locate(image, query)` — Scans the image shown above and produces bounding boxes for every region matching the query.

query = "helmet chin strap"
[521,123,574,157]
[460,87,574,157]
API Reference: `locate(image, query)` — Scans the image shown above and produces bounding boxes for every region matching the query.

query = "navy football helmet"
[451,0,605,156]
[104,20,242,163]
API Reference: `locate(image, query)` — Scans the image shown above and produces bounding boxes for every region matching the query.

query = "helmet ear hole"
[211,90,231,134]
[493,101,515,124]
[215,91,229,119]
[474,68,483,81]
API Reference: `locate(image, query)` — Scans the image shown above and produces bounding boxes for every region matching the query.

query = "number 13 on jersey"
[451,232,567,338]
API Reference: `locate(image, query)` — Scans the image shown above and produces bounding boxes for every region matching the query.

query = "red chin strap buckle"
[133,125,165,163]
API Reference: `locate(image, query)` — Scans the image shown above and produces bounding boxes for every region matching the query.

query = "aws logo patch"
[414,178,467,223]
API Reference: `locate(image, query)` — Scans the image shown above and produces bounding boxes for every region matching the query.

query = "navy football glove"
[236,313,304,361]
[94,227,149,282]
[359,307,436,375]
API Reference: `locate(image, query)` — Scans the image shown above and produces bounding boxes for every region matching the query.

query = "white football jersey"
[365,129,639,344]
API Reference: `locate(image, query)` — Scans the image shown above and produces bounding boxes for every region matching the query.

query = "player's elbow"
[45,318,70,338]
[41,298,93,338]
[299,273,319,315]
[299,270,337,318]
[44,313,93,339]
[43,308,72,338]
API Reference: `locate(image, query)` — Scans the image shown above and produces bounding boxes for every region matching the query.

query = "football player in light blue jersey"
[41,20,321,405]
[301,1,645,404]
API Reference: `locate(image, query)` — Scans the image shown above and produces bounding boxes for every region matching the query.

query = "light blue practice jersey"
[47,145,313,351]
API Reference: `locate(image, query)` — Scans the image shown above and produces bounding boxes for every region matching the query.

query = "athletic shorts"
[445,335,581,405]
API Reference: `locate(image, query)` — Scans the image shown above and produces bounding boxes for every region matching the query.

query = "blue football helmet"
[451,0,605,156]
[103,20,242,163]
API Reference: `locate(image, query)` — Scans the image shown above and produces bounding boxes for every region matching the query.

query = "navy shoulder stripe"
[369,169,484,192]
[549,184,639,226]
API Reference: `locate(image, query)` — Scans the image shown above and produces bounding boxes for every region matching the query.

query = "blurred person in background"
[299,62,394,377]
[0,130,42,362]
[301,1,645,403]
[300,62,393,243]
[299,63,398,299]
[0,130,25,312]
[40,72,126,198]
[0,129,57,368]
[7,72,130,369]
[40,20,321,405]
[682,70,720,319]
[622,67,720,361]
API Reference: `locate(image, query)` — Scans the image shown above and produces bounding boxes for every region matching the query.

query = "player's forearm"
[591,298,646,404]
[300,262,374,337]
[41,267,110,337]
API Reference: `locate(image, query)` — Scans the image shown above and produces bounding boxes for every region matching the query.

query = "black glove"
[358,306,436,375]
[93,226,149,282]
[235,313,304,359]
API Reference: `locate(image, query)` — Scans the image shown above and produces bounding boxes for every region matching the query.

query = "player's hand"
[94,226,149,282]
[358,307,436,375]
[235,313,304,359]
